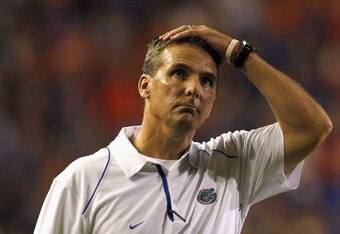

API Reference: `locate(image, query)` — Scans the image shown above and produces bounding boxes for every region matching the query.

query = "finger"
[159,25,193,40]
[159,25,188,40]
[168,30,195,40]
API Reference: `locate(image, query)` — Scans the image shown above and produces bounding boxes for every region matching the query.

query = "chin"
[170,113,204,131]
[174,118,200,132]
[177,121,194,130]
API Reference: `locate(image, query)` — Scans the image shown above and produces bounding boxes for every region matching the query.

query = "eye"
[200,76,213,87]
[171,68,187,79]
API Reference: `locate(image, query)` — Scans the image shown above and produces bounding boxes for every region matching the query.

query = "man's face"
[141,43,218,131]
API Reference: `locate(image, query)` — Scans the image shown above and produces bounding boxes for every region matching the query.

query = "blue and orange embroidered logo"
[197,188,217,204]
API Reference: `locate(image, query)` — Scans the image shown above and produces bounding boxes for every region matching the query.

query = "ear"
[138,74,151,99]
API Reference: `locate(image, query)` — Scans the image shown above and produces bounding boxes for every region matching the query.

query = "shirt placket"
[156,164,187,224]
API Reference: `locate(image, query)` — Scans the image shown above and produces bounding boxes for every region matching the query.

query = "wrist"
[225,39,240,64]
[233,41,256,69]
[230,42,242,64]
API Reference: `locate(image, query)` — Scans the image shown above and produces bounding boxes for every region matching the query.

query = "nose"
[185,76,201,98]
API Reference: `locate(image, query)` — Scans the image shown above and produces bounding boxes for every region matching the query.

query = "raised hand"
[159,25,233,59]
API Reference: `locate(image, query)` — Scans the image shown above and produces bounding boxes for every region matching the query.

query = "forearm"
[243,53,329,131]
[242,53,332,168]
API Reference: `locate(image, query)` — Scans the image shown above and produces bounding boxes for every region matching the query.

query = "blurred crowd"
[0,0,339,233]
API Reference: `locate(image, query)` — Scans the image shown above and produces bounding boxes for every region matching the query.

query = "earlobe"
[138,74,151,99]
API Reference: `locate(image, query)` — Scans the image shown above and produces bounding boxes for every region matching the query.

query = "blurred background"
[0,0,339,233]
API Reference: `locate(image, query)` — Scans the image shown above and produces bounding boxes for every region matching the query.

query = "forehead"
[158,43,218,76]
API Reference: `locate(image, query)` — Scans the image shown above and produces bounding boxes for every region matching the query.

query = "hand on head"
[159,25,233,60]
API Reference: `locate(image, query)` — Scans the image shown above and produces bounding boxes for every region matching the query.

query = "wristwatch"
[233,41,256,69]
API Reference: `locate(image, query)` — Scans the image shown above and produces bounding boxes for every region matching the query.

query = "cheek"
[204,90,216,103]
[203,94,216,115]
[150,83,179,107]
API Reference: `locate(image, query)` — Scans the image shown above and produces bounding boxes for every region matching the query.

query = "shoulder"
[206,123,281,147]
[53,147,111,190]
[199,123,282,157]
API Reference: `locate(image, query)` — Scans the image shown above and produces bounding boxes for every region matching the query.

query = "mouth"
[176,104,199,115]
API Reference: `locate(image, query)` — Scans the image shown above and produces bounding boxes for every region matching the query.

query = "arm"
[160,25,333,172]
[34,179,85,234]
[242,54,332,172]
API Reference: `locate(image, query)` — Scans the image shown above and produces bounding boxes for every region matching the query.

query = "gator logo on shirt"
[197,188,217,204]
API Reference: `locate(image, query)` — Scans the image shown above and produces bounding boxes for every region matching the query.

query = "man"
[34,25,332,233]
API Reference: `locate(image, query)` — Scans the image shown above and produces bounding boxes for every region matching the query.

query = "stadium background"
[0,0,339,233]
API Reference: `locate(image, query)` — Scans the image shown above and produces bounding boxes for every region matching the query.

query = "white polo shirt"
[34,123,304,234]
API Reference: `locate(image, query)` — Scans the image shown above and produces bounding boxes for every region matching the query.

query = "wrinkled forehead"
[158,43,218,76]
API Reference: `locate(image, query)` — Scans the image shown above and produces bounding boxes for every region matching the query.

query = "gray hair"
[142,36,223,76]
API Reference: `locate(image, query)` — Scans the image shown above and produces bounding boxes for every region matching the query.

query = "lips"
[176,103,200,114]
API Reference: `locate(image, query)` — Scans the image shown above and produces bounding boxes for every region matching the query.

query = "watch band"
[233,41,256,69]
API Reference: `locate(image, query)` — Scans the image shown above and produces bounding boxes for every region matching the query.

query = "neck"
[131,122,195,160]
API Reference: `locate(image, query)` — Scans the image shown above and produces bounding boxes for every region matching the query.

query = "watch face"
[243,41,255,52]
[245,45,252,52]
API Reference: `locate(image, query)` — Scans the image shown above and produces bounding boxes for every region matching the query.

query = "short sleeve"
[34,170,86,234]
[237,123,304,205]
